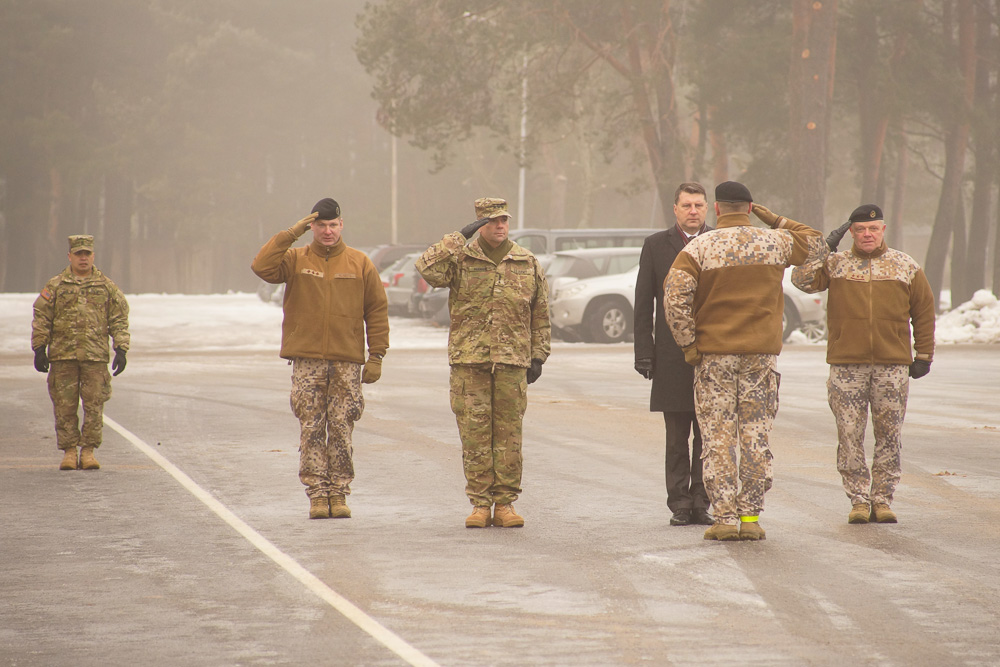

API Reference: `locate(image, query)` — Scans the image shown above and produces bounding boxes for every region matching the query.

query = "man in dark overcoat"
[633,182,713,526]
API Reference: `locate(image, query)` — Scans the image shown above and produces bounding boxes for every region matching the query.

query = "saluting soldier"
[792,204,935,525]
[416,198,550,528]
[31,235,130,471]
[664,182,825,542]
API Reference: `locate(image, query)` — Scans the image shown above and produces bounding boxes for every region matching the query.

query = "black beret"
[311,198,341,220]
[715,181,753,203]
[848,204,883,223]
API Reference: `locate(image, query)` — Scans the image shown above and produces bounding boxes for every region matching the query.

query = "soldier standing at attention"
[634,182,714,527]
[416,198,550,529]
[792,204,935,525]
[252,198,389,520]
[31,235,130,471]
[664,182,825,541]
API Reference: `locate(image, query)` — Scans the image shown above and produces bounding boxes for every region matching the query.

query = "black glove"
[634,358,654,380]
[460,217,491,239]
[33,346,49,373]
[826,221,853,251]
[526,359,543,384]
[909,359,930,379]
[112,348,127,376]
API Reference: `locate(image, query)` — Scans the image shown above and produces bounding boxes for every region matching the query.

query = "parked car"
[508,227,653,255]
[541,247,642,298]
[549,266,827,344]
[380,252,421,316]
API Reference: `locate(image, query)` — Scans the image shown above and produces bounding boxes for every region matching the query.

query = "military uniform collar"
[469,237,529,263]
[62,266,98,283]
[715,212,753,229]
[851,240,888,259]
[309,238,346,259]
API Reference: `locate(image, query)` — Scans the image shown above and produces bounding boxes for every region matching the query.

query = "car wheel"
[798,319,828,343]
[585,298,632,343]
[782,297,801,342]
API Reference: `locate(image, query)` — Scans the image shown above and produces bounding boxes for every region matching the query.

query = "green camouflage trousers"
[449,363,527,506]
[291,359,364,499]
[47,360,112,450]
[694,354,778,526]
[828,364,909,507]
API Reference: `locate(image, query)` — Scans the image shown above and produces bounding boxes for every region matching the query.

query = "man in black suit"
[634,182,713,526]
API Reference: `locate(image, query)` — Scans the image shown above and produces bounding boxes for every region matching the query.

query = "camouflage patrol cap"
[849,204,883,223]
[474,197,512,220]
[68,235,94,253]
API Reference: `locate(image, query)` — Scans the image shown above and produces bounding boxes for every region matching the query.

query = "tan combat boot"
[309,496,331,519]
[848,504,871,524]
[79,446,100,470]
[465,506,491,528]
[739,521,766,541]
[59,447,78,470]
[329,495,351,519]
[492,504,524,528]
[871,503,897,523]
[703,523,740,541]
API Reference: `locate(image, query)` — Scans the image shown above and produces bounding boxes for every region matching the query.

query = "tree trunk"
[789,0,838,224]
[887,127,908,251]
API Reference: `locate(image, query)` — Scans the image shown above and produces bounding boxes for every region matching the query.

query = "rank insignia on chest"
[845,271,870,283]
[301,269,324,278]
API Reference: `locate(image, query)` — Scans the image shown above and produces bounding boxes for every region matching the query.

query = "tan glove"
[682,343,702,366]
[751,204,781,228]
[289,212,319,237]
[362,356,382,384]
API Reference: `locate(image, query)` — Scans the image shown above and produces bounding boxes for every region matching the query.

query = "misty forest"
[2,0,999,307]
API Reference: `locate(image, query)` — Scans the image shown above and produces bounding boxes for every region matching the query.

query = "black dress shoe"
[691,508,714,525]
[669,510,692,526]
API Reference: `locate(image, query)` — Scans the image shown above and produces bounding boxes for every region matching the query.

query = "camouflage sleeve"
[251,229,298,283]
[909,268,936,362]
[776,217,826,267]
[107,281,131,352]
[790,252,832,294]
[30,279,58,350]
[530,258,551,363]
[664,252,700,349]
[415,232,465,289]
[362,257,390,358]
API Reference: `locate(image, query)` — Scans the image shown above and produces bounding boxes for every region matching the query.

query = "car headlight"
[554,284,587,301]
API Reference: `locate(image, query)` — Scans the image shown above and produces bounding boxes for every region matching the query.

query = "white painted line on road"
[104,415,441,667]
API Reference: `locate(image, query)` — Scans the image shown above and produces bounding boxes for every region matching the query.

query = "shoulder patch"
[40,287,53,301]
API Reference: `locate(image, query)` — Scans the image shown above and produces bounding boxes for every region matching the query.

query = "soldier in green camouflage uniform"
[31,235,130,471]
[665,182,825,542]
[416,197,550,529]
[792,204,935,525]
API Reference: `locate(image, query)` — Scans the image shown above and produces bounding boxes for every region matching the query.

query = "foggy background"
[1,0,997,305]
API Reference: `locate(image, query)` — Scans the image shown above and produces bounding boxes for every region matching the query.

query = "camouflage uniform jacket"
[416,231,550,367]
[791,241,935,365]
[252,230,389,364]
[31,267,130,362]
[665,212,825,355]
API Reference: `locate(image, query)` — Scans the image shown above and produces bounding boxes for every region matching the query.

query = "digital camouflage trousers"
[694,354,778,526]
[449,363,527,507]
[291,358,364,500]
[48,360,112,450]
[828,364,908,507]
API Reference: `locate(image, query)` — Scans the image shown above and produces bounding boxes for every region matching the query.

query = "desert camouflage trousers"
[291,358,364,499]
[449,363,527,506]
[694,354,778,526]
[828,364,909,507]
[47,360,112,450]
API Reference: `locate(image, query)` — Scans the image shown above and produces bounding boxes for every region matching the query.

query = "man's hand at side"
[634,358,654,380]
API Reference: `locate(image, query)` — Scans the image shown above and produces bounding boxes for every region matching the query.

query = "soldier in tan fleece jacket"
[252,198,389,520]
[792,204,935,526]
[664,181,825,542]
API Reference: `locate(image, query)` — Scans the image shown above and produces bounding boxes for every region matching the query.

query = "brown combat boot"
[309,496,331,519]
[848,504,871,524]
[739,521,766,541]
[492,504,524,528]
[465,506,491,528]
[59,447,78,470]
[703,523,740,541]
[328,495,351,519]
[871,503,897,523]
[79,446,100,470]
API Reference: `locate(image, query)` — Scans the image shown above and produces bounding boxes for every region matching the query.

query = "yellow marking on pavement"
[104,415,441,667]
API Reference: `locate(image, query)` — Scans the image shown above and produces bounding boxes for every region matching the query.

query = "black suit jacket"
[633,225,712,412]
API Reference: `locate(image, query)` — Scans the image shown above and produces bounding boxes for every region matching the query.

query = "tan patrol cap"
[68,235,94,253]
[474,197,512,220]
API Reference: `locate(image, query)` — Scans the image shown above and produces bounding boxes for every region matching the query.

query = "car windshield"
[547,255,601,280]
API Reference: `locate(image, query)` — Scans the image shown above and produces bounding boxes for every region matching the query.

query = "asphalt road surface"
[2,344,998,666]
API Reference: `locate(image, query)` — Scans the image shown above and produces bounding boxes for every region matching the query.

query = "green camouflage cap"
[68,235,94,253]
[474,197,512,220]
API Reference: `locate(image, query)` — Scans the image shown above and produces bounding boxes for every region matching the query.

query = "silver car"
[380,252,421,316]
